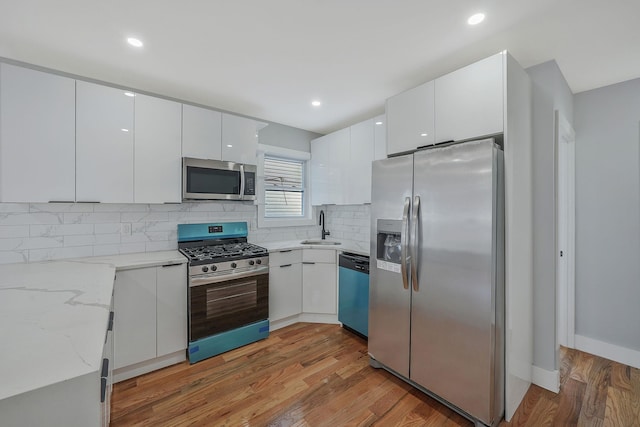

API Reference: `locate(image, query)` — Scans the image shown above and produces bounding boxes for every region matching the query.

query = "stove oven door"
[189,267,269,341]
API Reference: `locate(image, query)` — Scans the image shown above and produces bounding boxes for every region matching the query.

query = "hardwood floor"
[111,323,640,426]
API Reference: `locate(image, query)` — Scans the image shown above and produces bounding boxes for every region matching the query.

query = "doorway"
[556,111,576,349]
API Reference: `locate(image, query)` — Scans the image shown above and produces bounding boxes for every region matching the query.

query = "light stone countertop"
[258,239,370,257]
[0,261,115,401]
[0,250,186,403]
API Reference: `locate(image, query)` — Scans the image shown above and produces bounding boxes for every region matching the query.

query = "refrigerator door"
[410,139,500,424]
[369,154,413,377]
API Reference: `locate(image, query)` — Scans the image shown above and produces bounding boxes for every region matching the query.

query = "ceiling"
[1,0,639,135]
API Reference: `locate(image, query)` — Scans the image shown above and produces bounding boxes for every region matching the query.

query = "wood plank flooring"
[111,323,640,426]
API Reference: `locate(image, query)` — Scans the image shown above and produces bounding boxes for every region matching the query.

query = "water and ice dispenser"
[375,219,402,273]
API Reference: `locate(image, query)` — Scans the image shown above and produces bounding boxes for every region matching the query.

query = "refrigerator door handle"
[411,195,420,291]
[401,196,411,290]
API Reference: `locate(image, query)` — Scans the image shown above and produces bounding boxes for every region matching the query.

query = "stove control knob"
[211,265,217,272]
[256,259,262,265]
[202,266,209,273]
[248,260,255,266]
[231,262,237,269]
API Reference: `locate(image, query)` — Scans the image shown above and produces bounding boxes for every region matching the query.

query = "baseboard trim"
[532,365,559,393]
[575,334,640,369]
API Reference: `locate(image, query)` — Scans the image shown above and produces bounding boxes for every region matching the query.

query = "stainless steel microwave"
[182,157,256,201]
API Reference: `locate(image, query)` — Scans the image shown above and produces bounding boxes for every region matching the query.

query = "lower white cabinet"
[113,263,187,376]
[302,249,337,314]
[269,249,302,321]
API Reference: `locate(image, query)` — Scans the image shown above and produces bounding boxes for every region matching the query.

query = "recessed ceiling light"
[226,144,233,148]
[420,133,428,137]
[127,37,144,48]
[124,92,135,97]
[311,100,321,107]
[467,13,485,25]
[121,128,129,132]
[375,121,383,125]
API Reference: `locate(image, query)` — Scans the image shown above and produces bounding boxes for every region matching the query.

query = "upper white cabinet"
[348,119,374,205]
[310,127,349,205]
[134,95,182,203]
[76,81,134,203]
[182,104,222,160]
[222,113,266,165]
[386,80,435,155]
[373,114,386,160]
[434,52,504,143]
[0,64,76,203]
[310,134,331,205]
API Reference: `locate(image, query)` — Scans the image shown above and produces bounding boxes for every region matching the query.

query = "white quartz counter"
[0,261,115,401]
[0,250,186,403]
[259,239,369,257]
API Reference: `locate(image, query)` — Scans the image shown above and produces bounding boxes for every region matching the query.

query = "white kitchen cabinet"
[222,113,267,165]
[434,52,504,143]
[182,104,222,160]
[76,81,134,203]
[373,114,386,160]
[156,263,188,357]
[269,249,302,321]
[302,249,337,314]
[310,128,350,205]
[348,119,375,204]
[386,80,435,155]
[134,94,182,203]
[310,134,331,205]
[114,263,187,374]
[113,267,157,369]
[0,63,76,203]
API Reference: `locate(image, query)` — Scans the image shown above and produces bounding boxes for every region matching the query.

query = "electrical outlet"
[120,223,132,235]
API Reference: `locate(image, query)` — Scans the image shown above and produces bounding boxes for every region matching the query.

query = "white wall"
[574,78,640,353]
[0,202,321,264]
[526,60,574,373]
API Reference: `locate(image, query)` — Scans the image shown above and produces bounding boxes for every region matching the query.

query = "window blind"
[264,156,305,217]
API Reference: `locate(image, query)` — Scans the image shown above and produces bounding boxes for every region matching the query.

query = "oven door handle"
[190,266,269,287]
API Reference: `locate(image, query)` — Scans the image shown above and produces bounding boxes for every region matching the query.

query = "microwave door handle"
[239,164,245,197]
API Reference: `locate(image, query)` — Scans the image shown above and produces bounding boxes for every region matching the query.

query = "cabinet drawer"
[302,249,336,264]
[270,249,302,266]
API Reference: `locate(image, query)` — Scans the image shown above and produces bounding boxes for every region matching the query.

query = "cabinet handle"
[77,200,101,203]
[302,262,316,265]
[48,200,75,203]
[101,358,109,378]
[108,311,114,332]
[279,250,293,253]
[100,378,107,403]
[162,263,183,268]
[280,264,292,268]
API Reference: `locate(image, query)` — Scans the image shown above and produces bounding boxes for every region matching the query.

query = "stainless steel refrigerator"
[369,138,504,427]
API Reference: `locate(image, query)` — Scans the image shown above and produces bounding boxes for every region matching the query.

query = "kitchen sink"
[300,240,341,245]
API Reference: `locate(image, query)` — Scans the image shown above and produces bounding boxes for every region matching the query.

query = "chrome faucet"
[319,210,330,240]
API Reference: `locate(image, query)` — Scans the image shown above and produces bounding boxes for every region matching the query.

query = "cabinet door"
[0,64,76,203]
[327,128,350,205]
[302,262,337,314]
[113,268,157,369]
[386,80,435,155]
[76,81,134,203]
[373,114,386,161]
[435,52,504,143]
[269,263,302,321]
[182,104,222,160]
[134,95,182,203]
[310,134,330,205]
[348,119,374,204]
[221,113,264,165]
[156,263,187,357]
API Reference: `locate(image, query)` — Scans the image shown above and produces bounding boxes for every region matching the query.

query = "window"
[257,145,314,228]
[264,156,305,217]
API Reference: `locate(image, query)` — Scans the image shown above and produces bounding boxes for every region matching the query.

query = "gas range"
[177,222,270,364]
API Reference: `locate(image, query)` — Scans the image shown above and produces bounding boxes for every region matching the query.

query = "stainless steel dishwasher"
[338,252,370,338]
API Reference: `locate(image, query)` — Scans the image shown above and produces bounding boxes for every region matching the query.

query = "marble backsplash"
[0,202,372,264]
